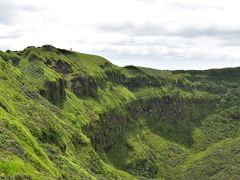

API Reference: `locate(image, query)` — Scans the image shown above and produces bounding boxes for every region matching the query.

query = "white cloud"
[1,0,240,69]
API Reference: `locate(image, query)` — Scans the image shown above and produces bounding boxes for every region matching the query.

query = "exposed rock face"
[84,95,217,151]
[53,60,72,75]
[39,127,66,153]
[86,108,127,150]
[105,69,126,84]
[125,75,163,88]
[71,75,98,97]
[82,94,219,178]
[29,53,43,62]
[41,45,60,53]
[39,78,66,104]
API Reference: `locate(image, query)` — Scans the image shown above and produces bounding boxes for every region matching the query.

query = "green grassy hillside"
[0,45,240,179]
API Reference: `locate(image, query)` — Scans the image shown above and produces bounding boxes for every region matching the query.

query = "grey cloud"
[93,46,237,70]
[96,22,240,39]
[90,21,240,69]
[0,0,44,25]
[220,37,240,47]
[92,45,186,61]
[0,30,23,39]
[88,37,183,49]
[0,44,11,50]
[131,0,156,3]
[0,2,15,24]
[172,26,240,38]
[170,3,224,11]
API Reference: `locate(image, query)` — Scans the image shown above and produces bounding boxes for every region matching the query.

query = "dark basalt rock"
[0,51,10,62]
[57,48,74,55]
[29,53,43,62]
[39,78,66,105]
[125,75,162,88]
[84,95,217,152]
[53,60,72,75]
[71,75,98,97]
[105,69,126,84]
[124,65,145,74]
[39,128,66,153]
[41,45,59,54]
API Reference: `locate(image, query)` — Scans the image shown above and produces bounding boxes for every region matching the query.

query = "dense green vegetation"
[0,45,240,179]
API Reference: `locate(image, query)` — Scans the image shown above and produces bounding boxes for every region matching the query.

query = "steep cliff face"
[84,94,217,151]
[0,45,240,179]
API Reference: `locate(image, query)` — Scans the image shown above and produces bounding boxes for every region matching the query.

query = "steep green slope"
[0,45,240,179]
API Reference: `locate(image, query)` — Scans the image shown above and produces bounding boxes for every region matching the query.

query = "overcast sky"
[1,0,240,70]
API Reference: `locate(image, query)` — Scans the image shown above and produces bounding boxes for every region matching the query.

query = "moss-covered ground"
[0,45,240,179]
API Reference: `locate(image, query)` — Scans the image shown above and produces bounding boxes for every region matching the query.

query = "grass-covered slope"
[0,45,240,179]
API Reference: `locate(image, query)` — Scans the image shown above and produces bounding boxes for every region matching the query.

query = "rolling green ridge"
[0,45,240,179]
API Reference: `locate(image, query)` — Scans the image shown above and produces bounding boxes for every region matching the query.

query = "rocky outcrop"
[71,75,99,98]
[85,108,128,150]
[39,78,66,105]
[53,60,72,75]
[125,75,163,88]
[84,95,217,150]
[39,127,66,153]
[105,69,126,84]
